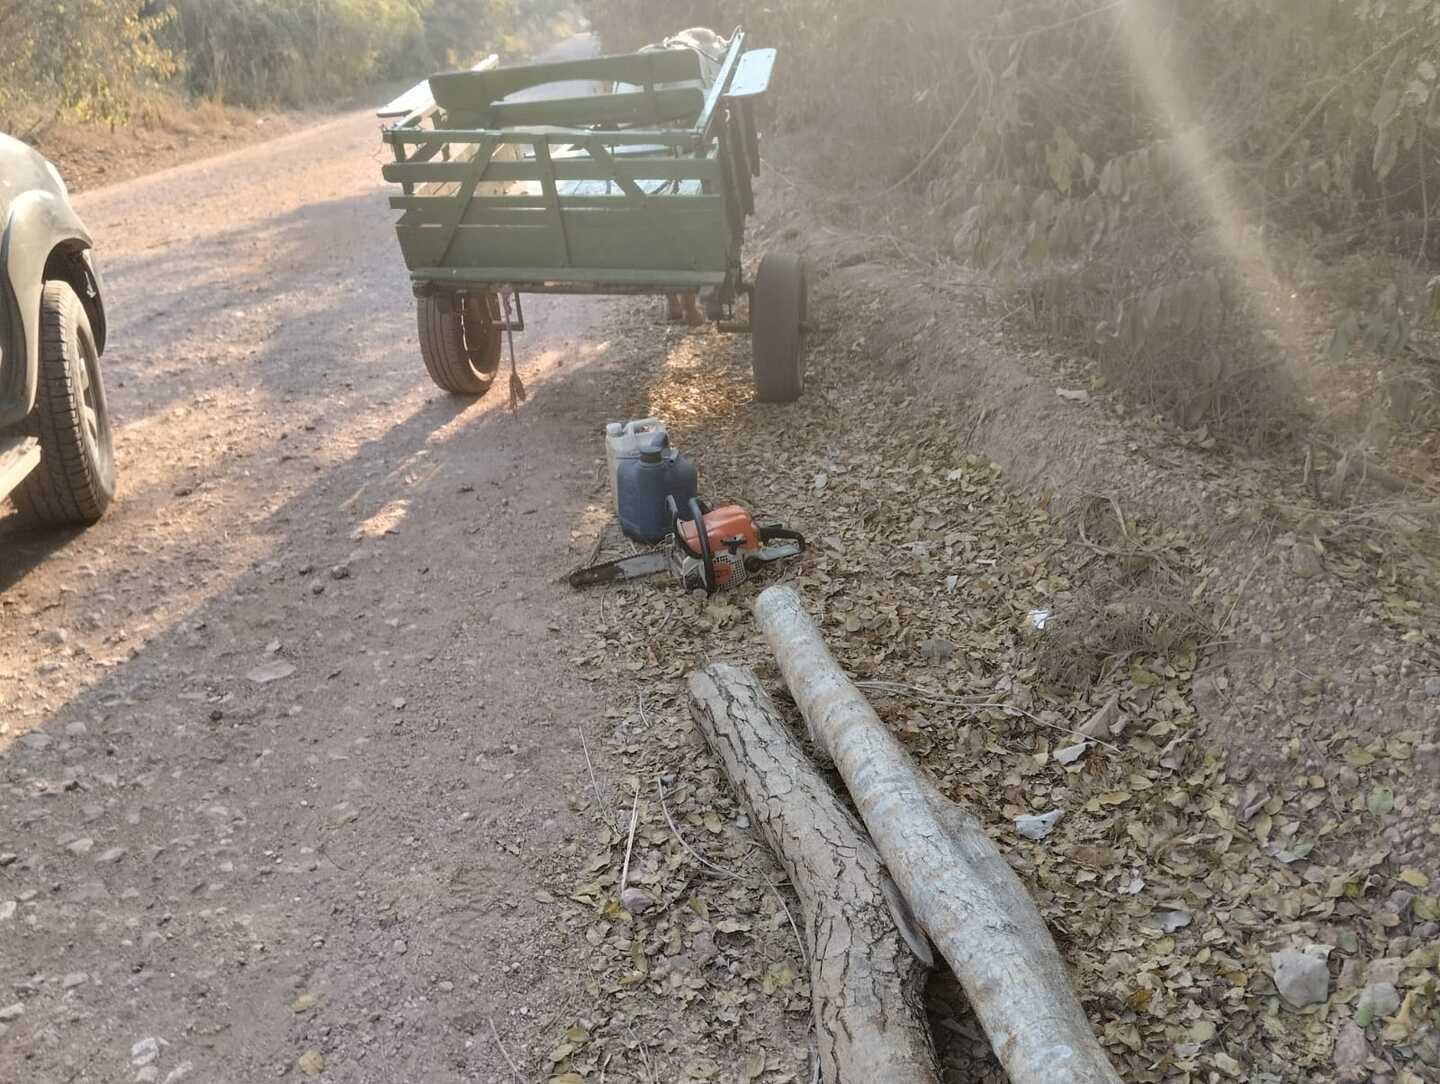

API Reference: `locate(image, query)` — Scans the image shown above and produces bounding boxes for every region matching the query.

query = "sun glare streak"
[1114,0,1311,363]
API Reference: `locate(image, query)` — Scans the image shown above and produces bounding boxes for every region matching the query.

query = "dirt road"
[1,33,649,1083]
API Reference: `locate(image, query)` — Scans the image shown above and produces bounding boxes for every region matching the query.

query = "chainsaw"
[569,497,804,595]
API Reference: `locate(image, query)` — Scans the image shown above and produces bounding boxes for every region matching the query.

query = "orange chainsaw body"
[677,504,762,591]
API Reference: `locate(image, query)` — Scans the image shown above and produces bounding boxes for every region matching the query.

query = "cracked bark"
[754,586,1125,1084]
[688,664,942,1084]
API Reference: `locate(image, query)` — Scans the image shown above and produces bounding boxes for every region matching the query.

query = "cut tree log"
[754,585,1124,1084]
[688,663,941,1084]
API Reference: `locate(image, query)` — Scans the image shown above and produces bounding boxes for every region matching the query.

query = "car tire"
[12,281,117,526]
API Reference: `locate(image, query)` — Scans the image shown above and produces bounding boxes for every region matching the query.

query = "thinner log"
[688,664,941,1084]
[754,586,1124,1084]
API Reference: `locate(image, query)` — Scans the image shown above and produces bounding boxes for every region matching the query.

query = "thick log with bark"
[754,586,1124,1084]
[688,664,941,1084]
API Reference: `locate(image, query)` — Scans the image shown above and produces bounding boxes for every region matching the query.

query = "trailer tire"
[751,253,807,403]
[417,293,502,396]
[12,281,117,526]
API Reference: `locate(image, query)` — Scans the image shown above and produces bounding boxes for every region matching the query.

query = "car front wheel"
[13,280,117,525]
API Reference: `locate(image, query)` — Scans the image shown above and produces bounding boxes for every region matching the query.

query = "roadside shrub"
[0,0,177,126]
[174,0,427,107]
[586,0,1440,443]
[0,0,564,123]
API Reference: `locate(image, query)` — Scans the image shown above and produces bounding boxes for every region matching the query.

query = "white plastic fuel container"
[605,418,665,512]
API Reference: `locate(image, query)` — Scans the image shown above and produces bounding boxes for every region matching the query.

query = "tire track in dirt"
[0,34,663,1084]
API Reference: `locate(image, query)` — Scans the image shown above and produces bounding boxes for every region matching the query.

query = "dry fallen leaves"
[541,302,1438,1083]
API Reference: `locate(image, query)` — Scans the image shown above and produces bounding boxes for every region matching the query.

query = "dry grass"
[1031,498,1212,694]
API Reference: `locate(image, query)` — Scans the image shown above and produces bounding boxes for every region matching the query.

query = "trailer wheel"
[750,253,807,403]
[12,281,117,526]
[417,293,502,396]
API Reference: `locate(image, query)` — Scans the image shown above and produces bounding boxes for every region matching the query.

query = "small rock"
[391,698,406,710]
[310,581,326,596]
[162,1063,194,1084]
[0,1003,23,1021]
[290,992,321,1014]
[1333,1021,1369,1074]
[1425,677,1440,699]
[66,837,95,855]
[329,563,351,581]
[620,887,653,915]
[131,1037,160,1066]
[298,1050,325,1076]
[247,661,296,685]
[61,972,88,989]
[1014,810,1063,841]
[0,901,14,922]
[1358,981,1401,1019]
[918,638,954,660]
[392,938,407,955]
[96,846,127,864]
[1272,947,1330,1008]
[0,853,16,867]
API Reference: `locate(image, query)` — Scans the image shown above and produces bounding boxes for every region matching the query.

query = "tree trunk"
[754,586,1124,1084]
[688,664,942,1084]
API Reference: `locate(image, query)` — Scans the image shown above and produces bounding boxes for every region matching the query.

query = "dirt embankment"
[16,104,312,194]
[760,132,1440,878]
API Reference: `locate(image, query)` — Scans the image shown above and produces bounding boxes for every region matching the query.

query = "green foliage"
[0,0,570,121]
[173,0,427,106]
[0,0,178,124]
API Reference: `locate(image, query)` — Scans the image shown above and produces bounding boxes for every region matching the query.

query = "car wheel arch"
[43,242,106,355]
[1,192,100,428]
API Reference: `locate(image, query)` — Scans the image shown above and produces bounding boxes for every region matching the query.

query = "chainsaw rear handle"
[758,525,806,551]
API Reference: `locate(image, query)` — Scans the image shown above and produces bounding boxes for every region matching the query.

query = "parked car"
[0,131,116,526]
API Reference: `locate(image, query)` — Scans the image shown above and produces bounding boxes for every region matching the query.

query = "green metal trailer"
[378,31,806,402]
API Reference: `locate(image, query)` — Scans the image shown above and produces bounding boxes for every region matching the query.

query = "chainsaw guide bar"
[568,498,804,595]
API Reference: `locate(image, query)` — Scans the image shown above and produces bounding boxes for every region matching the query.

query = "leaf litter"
[540,301,1437,1083]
